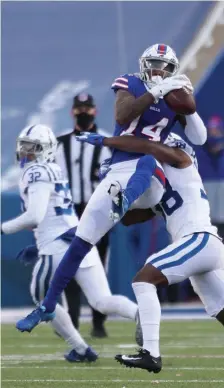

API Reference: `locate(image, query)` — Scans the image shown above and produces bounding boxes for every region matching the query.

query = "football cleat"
[108,181,130,222]
[64,347,98,362]
[16,305,55,333]
[135,311,143,347]
[115,348,162,373]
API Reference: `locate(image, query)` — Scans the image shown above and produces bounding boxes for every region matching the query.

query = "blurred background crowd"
[1,1,224,312]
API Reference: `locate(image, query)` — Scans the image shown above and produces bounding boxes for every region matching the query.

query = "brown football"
[164,88,196,115]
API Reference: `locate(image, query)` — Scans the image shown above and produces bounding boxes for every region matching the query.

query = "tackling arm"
[103,136,191,168]
[1,182,52,234]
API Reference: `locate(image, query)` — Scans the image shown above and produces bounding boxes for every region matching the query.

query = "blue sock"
[43,236,92,312]
[124,155,156,204]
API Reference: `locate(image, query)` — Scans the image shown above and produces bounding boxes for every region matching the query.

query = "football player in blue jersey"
[111,43,206,156]
[15,44,206,335]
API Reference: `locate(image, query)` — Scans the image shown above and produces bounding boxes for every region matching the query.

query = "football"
[164,88,196,115]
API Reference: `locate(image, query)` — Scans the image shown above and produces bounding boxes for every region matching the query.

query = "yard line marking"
[2,380,224,383]
[2,366,224,371]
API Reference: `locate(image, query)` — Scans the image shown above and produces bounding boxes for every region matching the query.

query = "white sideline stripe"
[1,305,210,323]
[2,380,224,383]
[2,366,224,371]
[3,343,223,349]
[2,354,224,362]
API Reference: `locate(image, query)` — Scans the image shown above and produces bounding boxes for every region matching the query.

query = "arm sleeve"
[2,182,53,234]
[184,112,207,145]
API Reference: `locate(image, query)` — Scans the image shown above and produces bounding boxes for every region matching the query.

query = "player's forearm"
[115,93,155,125]
[2,211,39,234]
[184,112,207,145]
[2,183,52,235]
[103,136,183,166]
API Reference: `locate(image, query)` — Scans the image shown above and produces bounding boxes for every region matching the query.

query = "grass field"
[1,320,224,388]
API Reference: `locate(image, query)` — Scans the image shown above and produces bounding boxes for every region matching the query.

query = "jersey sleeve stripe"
[111,82,128,89]
[41,165,53,181]
[115,77,128,83]
[47,165,57,180]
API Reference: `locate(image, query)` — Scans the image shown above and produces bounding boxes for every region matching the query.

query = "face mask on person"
[76,113,95,131]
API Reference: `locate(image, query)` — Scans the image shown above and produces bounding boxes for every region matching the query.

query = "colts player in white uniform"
[95,132,224,373]
[1,125,139,362]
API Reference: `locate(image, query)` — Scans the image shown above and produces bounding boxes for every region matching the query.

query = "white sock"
[51,304,88,355]
[96,295,138,320]
[132,282,161,358]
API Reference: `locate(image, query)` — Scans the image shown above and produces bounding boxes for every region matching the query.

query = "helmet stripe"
[26,125,35,135]
[157,44,167,55]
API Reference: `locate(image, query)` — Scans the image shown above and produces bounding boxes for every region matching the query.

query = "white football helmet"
[139,43,179,83]
[16,124,58,168]
[165,132,198,169]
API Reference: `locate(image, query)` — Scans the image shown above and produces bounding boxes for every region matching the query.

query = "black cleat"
[115,348,162,374]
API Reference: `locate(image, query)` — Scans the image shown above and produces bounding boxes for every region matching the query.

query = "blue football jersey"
[111,73,177,164]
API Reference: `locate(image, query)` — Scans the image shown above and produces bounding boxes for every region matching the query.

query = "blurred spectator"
[205,115,224,240]
[56,93,111,338]
[207,116,224,156]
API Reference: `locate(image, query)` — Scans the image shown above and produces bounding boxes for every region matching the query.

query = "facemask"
[76,113,95,131]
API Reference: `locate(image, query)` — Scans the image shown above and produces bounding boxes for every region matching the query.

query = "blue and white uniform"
[14,160,136,319]
[111,73,177,165]
[75,74,175,243]
[20,162,77,254]
[145,135,224,317]
[5,124,138,355]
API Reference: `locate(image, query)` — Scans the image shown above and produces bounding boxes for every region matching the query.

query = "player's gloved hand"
[1,225,4,235]
[75,132,106,146]
[145,77,189,103]
[16,245,38,266]
[170,74,194,93]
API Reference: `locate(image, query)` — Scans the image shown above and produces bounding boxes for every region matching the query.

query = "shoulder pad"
[22,163,56,186]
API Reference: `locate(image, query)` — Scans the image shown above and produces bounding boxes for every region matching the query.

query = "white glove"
[171,74,194,93]
[145,77,189,103]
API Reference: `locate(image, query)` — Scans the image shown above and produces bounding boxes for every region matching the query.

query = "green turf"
[1,320,224,388]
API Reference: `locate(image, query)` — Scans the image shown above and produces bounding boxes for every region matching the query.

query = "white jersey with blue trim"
[158,135,218,241]
[19,162,78,252]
